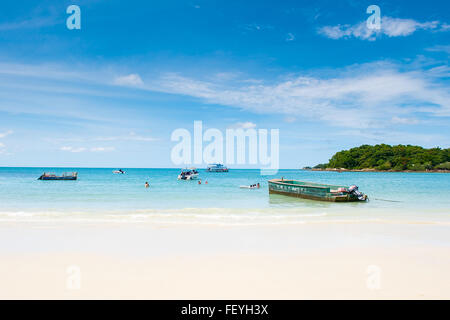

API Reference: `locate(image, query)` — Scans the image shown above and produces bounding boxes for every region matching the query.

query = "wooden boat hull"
[268,179,366,202]
[38,176,77,180]
[268,188,355,202]
[38,172,78,181]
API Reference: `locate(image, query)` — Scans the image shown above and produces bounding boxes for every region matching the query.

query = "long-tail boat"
[38,172,78,181]
[268,179,368,202]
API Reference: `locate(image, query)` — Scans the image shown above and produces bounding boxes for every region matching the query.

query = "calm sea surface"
[0,168,449,225]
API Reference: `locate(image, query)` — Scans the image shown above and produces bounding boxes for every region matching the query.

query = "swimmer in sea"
[145,182,149,188]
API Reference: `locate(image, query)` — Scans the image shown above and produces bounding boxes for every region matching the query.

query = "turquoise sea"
[0,167,449,225]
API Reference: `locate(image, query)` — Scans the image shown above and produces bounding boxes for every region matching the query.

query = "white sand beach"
[1,221,449,299]
[1,0,450,303]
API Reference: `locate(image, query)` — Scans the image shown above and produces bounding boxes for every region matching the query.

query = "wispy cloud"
[60,146,115,153]
[391,116,420,125]
[151,62,450,129]
[337,129,444,145]
[285,33,295,42]
[284,116,296,123]
[114,74,144,87]
[1,60,448,131]
[229,122,257,129]
[0,130,13,138]
[0,16,58,31]
[426,45,450,54]
[95,132,158,142]
[90,147,116,152]
[0,143,11,155]
[319,17,445,41]
[0,130,13,155]
[240,23,274,33]
[60,146,86,153]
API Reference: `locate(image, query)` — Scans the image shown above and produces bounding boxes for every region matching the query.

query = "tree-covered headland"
[314,144,450,171]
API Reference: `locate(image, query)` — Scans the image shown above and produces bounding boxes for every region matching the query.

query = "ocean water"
[0,167,449,225]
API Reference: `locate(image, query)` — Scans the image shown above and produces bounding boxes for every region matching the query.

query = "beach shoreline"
[1,220,449,299]
[1,168,449,299]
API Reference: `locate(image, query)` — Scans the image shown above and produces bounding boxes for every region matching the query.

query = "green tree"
[318,144,449,171]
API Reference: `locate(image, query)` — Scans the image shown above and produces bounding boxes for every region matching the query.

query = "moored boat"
[268,179,368,202]
[178,168,199,180]
[240,183,260,189]
[38,172,78,181]
[206,163,229,172]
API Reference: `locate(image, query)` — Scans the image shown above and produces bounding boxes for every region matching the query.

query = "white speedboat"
[178,168,199,180]
[240,183,260,189]
[113,169,125,174]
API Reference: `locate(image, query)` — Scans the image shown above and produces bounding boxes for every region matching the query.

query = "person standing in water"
[145,182,149,188]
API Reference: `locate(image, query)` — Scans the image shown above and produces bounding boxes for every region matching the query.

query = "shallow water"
[0,168,449,224]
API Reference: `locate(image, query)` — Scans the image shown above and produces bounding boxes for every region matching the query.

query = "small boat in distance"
[178,168,199,180]
[268,179,368,202]
[240,183,260,189]
[113,169,125,174]
[206,163,229,172]
[38,172,78,181]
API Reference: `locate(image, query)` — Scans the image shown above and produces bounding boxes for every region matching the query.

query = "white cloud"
[0,130,13,138]
[337,129,444,145]
[214,72,241,81]
[151,63,450,129]
[285,33,295,42]
[383,18,438,37]
[0,142,7,155]
[114,74,144,87]
[60,146,116,153]
[1,60,448,131]
[49,132,158,143]
[426,45,450,54]
[0,16,57,31]
[0,131,12,154]
[60,146,86,153]
[391,116,420,125]
[96,132,158,142]
[240,23,274,33]
[319,16,443,40]
[440,23,450,32]
[230,122,257,129]
[90,147,115,152]
[284,116,296,123]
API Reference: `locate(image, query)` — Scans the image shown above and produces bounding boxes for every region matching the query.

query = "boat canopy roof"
[207,163,226,168]
[42,172,77,175]
[269,179,348,189]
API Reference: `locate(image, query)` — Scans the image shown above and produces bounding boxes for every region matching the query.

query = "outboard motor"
[348,185,367,201]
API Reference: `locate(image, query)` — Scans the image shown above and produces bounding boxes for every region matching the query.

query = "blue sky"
[0,0,449,168]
